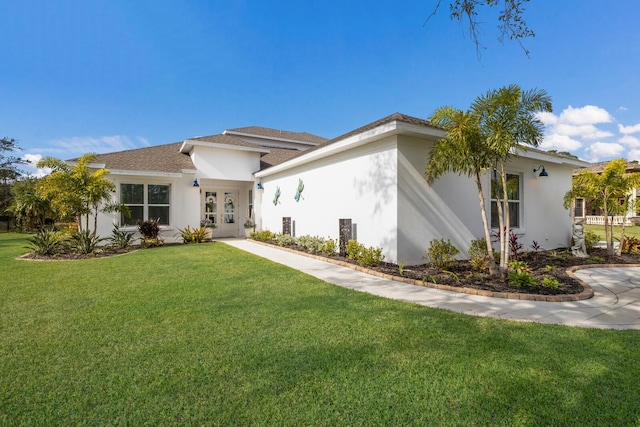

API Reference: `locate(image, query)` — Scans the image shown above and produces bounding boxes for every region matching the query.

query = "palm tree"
[564,159,640,256]
[426,106,498,276]
[471,85,552,274]
[36,154,117,233]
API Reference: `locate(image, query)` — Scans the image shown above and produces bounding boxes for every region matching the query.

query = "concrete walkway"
[222,239,640,330]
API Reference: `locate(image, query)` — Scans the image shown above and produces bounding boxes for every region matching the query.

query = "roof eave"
[223,130,322,146]
[180,139,270,154]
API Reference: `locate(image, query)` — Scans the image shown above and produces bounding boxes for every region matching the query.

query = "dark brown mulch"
[334,248,640,295]
[21,247,133,261]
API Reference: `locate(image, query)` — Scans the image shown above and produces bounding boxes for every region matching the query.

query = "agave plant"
[110,224,137,249]
[27,228,65,255]
[68,230,107,255]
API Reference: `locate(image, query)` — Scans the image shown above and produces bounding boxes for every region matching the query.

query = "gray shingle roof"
[225,126,327,144]
[92,142,194,173]
[581,160,640,173]
[190,133,268,150]
[259,148,302,170]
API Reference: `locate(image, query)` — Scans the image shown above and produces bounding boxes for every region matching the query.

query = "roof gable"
[92,142,194,174]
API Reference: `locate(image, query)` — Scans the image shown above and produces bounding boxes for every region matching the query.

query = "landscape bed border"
[247,239,640,302]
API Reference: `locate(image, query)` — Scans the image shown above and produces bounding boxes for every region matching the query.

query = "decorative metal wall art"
[273,186,281,205]
[294,179,304,202]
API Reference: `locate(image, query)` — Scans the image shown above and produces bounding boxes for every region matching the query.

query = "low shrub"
[359,245,384,266]
[274,233,297,247]
[297,235,325,254]
[542,276,560,289]
[621,236,640,254]
[509,232,523,259]
[507,260,537,287]
[176,225,210,244]
[346,240,364,260]
[137,218,161,242]
[69,230,107,255]
[320,238,337,256]
[425,239,459,270]
[110,224,136,249]
[251,230,276,241]
[27,228,65,255]
[468,238,489,272]
[584,229,601,251]
[345,239,384,266]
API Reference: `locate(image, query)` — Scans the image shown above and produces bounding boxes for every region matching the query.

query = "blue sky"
[2,1,640,175]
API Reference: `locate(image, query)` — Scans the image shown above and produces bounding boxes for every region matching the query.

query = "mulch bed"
[256,241,640,299]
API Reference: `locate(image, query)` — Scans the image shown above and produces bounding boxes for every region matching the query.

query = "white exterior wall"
[513,157,574,250]
[259,137,400,262]
[396,136,475,263]
[431,155,575,252]
[96,173,200,244]
[191,146,261,181]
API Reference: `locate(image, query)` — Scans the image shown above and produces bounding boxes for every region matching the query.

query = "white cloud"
[628,148,640,161]
[21,153,51,177]
[50,135,142,155]
[540,105,621,160]
[620,135,640,147]
[19,135,149,177]
[535,111,557,126]
[618,123,640,134]
[584,142,625,162]
[540,133,582,151]
[22,153,43,166]
[559,105,613,125]
[619,106,628,111]
[554,123,613,140]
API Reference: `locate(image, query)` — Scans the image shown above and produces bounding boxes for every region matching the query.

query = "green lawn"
[584,224,640,240]
[1,233,639,425]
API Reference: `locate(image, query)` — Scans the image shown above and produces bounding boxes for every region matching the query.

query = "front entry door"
[203,190,239,237]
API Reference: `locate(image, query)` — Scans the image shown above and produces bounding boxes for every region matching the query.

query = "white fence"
[585,216,633,226]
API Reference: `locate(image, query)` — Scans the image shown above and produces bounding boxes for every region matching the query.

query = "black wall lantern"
[533,165,548,178]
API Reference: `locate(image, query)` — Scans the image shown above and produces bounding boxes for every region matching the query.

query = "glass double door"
[203,190,238,237]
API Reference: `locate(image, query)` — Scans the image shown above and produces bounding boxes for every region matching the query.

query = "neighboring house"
[572,160,640,226]
[89,112,589,265]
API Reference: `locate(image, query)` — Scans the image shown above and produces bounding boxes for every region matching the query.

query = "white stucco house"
[88,112,589,265]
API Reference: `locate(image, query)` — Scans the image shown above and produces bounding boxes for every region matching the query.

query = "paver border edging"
[243,239,602,302]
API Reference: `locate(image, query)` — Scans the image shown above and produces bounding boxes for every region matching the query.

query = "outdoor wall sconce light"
[533,165,549,178]
[193,179,200,187]
[257,182,264,190]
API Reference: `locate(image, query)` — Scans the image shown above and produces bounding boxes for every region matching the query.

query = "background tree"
[36,154,117,233]
[472,85,551,274]
[564,159,640,257]
[426,106,498,276]
[427,0,535,57]
[1,136,26,216]
[7,177,52,230]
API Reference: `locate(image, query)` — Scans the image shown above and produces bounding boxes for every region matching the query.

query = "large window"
[121,183,170,226]
[491,172,520,228]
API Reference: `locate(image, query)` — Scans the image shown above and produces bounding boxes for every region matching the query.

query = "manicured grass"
[1,233,640,425]
[584,224,640,240]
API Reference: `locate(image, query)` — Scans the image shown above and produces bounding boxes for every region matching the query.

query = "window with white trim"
[120,183,170,226]
[574,197,585,218]
[491,172,520,228]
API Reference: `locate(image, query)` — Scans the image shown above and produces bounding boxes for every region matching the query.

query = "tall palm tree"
[426,106,498,276]
[471,85,552,274]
